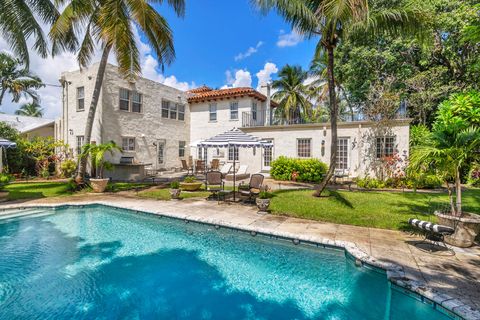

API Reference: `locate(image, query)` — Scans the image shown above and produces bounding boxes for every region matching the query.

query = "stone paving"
[1,193,479,319]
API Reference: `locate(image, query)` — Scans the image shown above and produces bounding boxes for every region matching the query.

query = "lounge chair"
[239,173,264,202]
[181,159,193,175]
[220,163,232,178]
[225,165,249,181]
[408,218,455,251]
[206,171,224,198]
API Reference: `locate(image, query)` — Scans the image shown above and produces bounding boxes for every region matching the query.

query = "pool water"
[0,205,453,320]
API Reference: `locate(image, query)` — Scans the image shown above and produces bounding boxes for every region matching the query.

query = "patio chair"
[195,160,206,174]
[210,159,220,170]
[239,173,264,203]
[206,171,224,198]
[220,163,232,178]
[181,159,193,175]
[225,165,249,181]
[408,218,455,252]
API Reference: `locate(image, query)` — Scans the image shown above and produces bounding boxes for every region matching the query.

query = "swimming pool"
[0,205,456,319]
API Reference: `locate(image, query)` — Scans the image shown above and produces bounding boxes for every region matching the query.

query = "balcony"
[242,111,266,127]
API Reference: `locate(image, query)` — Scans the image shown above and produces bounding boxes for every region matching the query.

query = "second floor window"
[252,102,257,121]
[169,103,177,119]
[376,136,396,159]
[209,103,217,121]
[161,100,170,118]
[178,104,185,121]
[122,137,135,151]
[297,138,311,158]
[77,87,85,111]
[230,102,238,120]
[119,88,142,113]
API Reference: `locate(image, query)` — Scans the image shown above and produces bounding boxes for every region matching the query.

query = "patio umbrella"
[0,138,17,172]
[197,128,272,201]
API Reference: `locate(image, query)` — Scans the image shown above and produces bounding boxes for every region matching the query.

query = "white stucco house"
[56,64,410,181]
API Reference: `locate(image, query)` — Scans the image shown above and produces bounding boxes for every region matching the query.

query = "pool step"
[0,208,47,220]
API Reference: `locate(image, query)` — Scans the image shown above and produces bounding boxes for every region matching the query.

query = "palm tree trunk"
[75,45,111,184]
[455,168,462,216]
[0,88,5,105]
[314,44,338,197]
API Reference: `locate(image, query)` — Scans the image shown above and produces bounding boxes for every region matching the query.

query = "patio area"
[2,193,479,318]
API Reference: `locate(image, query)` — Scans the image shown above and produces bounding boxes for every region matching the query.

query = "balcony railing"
[242,111,266,127]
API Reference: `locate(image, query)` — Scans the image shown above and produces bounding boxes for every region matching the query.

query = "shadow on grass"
[328,189,354,209]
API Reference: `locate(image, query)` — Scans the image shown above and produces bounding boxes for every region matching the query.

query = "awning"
[0,138,16,148]
[197,128,272,148]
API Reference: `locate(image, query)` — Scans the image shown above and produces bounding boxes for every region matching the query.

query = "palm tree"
[0,0,66,67]
[255,0,429,196]
[15,102,44,117]
[50,0,185,183]
[81,141,122,179]
[0,52,44,105]
[410,126,480,216]
[272,65,312,123]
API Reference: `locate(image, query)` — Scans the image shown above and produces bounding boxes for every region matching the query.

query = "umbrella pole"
[0,147,3,173]
[233,146,236,202]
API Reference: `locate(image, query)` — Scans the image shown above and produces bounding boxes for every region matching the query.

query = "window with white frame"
[179,141,186,157]
[76,135,84,155]
[228,146,239,161]
[122,137,135,151]
[376,136,396,159]
[169,103,177,119]
[119,88,130,111]
[197,147,203,160]
[336,138,349,169]
[209,103,217,121]
[297,138,311,158]
[161,100,170,118]
[131,91,142,113]
[252,102,257,120]
[230,101,238,120]
[77,87,85,111]
[177,104,185,121]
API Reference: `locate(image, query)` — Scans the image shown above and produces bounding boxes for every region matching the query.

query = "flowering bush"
[468,164,480,187]
[271,156,328,183]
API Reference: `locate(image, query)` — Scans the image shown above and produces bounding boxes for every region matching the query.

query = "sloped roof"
[187,86,277,106]
[0,114,54,133]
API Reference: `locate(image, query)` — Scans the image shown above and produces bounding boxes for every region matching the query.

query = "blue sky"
[0,0,318,118]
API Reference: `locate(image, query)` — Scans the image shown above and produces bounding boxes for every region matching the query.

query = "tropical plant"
[170,181,180,189]
[183,176,197,183]
[255,0,430,196]
[50,0,185,183]
[462,4,480,44]
[23,136,62,176]
[60,159,77,178]
[272,65,312,122]
[258,185,273,199]
[15,102,44,117]
[0,52,44,105]
[0,0,64,66]
[81,141,121,179]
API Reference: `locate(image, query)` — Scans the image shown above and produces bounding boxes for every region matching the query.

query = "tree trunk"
[0,88,5,105]
[455,168,462,216]
[75,45,111,184]
[314,44,338,197]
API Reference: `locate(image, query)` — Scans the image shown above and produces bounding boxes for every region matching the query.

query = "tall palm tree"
[0,52,44,106]
[0,0,65,67]
[15,102,44,117]
[50,0,185,183]
[272,64,312,122]
[255,0,429,196]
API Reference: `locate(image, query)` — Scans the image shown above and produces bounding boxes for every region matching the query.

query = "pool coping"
[1,201,479,320]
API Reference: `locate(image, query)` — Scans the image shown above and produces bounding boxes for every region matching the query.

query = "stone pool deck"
[1,193,479,319]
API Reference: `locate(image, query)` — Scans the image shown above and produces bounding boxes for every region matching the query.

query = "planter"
[180,182,203,191]
[0,190,8,202]
[435,211,480,248]
[256,198,270,214]
[170,188,181,199]
[90,178,109,193]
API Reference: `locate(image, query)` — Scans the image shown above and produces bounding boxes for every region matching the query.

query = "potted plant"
[180,175,202,191]
[170,181,181,199]
[0,173,13,202]
[81,141,121,193]
[256,185,272,214]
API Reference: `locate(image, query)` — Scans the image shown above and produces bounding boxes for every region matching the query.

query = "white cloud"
[276,29,303,47]
[256,62,278,91]
[0,24,193,118]
[222,69,252,88]
[234,41,264,61]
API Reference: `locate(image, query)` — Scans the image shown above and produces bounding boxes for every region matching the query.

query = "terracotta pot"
[170,188,181,199]
[256,198,270,214]
[90,178,109,193]
[0,190,8,202]
[180,182,203,191]
[435,211,480,248]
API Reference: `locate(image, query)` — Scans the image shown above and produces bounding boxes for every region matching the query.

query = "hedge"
[270,156,328,183]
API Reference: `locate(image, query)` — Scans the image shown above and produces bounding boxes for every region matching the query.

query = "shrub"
[170,181,180,189]
[355,177,386,189]
[270,156,328,183]
[467,164,480,187]
[0,173,13,190]
[60,159,77,178]
[183,176,197,183]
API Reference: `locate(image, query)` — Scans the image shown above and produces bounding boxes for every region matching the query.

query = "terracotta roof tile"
[187,86,277,107]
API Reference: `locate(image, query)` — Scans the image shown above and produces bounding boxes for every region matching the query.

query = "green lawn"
[269,188,480,230]
[138,188,211,200]
[5,182,74,200]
